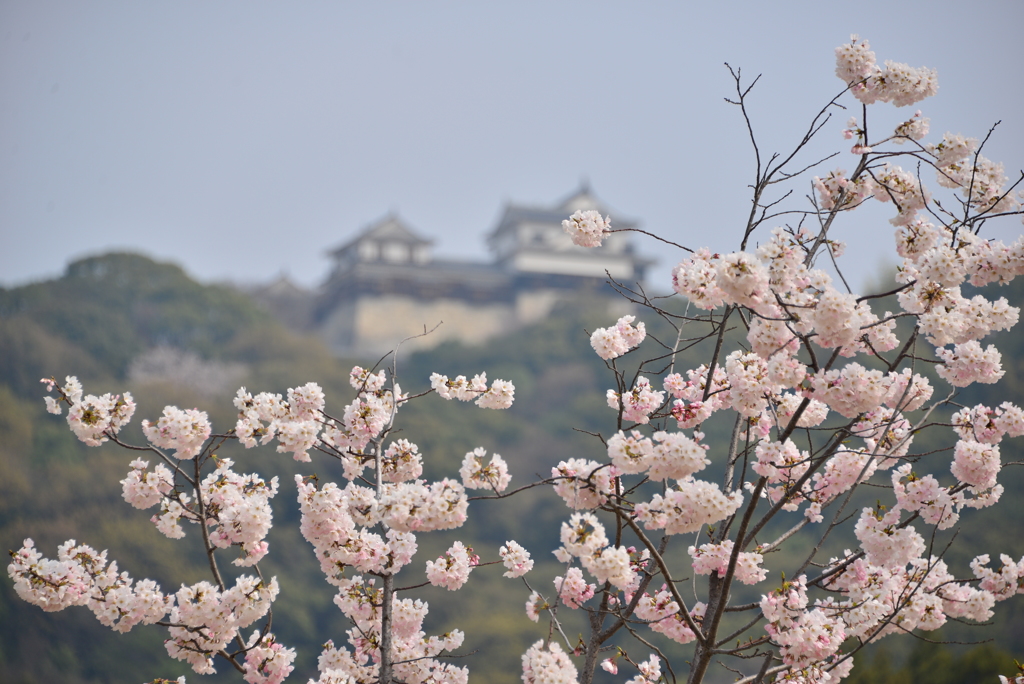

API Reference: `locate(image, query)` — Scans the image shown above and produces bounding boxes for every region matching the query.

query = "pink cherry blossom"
[562,209,611,248]
[499,540,533,578]
[522,640,578,684]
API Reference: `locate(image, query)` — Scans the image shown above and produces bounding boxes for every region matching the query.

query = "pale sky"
[2,1,1022,293]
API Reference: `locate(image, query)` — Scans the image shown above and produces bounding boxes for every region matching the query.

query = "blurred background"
[2,1,1022,293]
[2,2,1024,683]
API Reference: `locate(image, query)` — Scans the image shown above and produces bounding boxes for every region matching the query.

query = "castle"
[252,186,652,358]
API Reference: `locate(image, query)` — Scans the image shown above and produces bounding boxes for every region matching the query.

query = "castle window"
[382,241,409,263]
[359,241,379,261]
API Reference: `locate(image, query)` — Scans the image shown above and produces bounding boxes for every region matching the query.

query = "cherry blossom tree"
[14,366,520,684]
[536,35,1024,684]
[9,36,1024,684]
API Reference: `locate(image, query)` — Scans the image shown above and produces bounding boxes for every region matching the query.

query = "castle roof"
[488,183,638,247]
[328,213,432,258]
[293,187,656,356]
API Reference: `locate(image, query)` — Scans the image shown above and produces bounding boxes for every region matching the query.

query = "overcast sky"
[2,1,1022,293]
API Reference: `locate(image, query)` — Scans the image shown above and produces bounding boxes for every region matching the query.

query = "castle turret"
[310,188,653,358]
[487,183,651,282]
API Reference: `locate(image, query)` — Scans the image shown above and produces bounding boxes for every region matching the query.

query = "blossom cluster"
[309,577,471,684]
[430,371,515,409]
[760,576,851,678]
[835,36,937,107]
[201,458,279,566]
[606,429,710,480]
[242,631,296,684]
[8,538,170,630]
[499,540,534,578]
[562,209,611,248]
[634,479,743,535]
[554,513,634,590]
[142,406,212,459]
[296,474,465,578]
[688,540,767,585]
[606,376,665,424]
[633,590,705,644]
[6,538,286,677]
[551,458,619,510]
[121,455,279,565]
[590,314,646,360]
[41,376,136,447]
[522,640,578,684]
[165,576,279,674]
[425,541,479,591]
[459,447,511,492]
[233,380,334,461]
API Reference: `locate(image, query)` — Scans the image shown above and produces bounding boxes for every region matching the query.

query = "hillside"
[2,253,1024,683]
